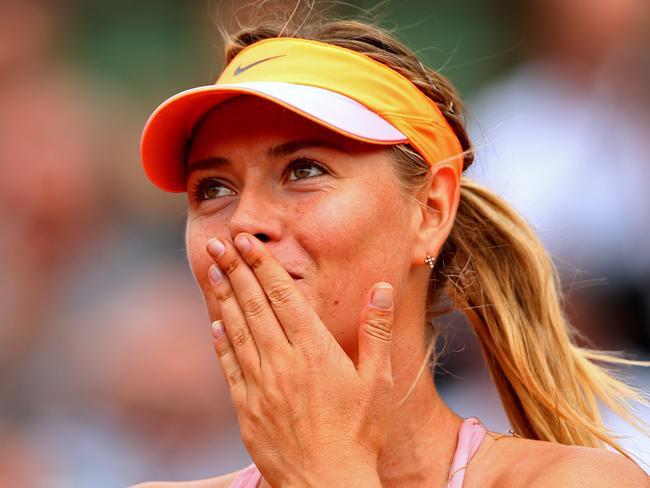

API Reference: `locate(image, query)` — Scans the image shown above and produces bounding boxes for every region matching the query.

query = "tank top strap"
[229,462,261,488]
[445,417,487,488]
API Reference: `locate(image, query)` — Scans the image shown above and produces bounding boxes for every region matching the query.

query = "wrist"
[284,466,382,488]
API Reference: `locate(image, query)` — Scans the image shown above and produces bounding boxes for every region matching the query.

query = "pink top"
[229,417,486,488]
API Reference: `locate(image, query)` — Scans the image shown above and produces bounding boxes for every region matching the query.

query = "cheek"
[292,182,411,351]
[186,219,210,282]
[298,179,409,275]
[185,215,229,317]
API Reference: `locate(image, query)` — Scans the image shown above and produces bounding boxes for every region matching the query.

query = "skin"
[184,97,458,365]
[184,95,462,487]
[135,95,648,488]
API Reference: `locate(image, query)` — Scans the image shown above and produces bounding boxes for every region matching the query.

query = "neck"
[376,330,462,487]
[372,265,464,487]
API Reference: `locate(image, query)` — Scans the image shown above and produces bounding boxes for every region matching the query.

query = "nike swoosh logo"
[234,55,286,76]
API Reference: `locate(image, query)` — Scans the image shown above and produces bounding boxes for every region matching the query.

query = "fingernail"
[207,238,225,258]
[211,320,225,339]
[371,284,393,310]
[209,264,224,283]
[234,235,251,254]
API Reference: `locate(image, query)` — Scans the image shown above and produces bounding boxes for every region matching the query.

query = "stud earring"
[425,254,436,268]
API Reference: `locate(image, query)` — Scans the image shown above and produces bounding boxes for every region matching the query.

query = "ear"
[411,164,460,267]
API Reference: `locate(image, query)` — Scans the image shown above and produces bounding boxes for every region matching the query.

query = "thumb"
[357,282,394,381]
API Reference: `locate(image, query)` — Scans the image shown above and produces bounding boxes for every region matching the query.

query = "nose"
[228,187,283,243]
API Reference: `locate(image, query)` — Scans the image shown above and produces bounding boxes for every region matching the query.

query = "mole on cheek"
[333,299,340,306]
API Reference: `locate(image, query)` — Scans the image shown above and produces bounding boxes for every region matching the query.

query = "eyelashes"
[190,157,328,202]
[286,158,326,181]
[190,178,234,202]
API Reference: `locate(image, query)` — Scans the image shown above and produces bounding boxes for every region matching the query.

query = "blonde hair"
[218,1,649,463]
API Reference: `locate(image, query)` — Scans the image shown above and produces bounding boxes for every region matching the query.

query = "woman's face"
[185,96,422,357]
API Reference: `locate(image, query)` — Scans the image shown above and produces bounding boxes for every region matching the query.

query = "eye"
[191,177,236,201]
[287,159,326,181]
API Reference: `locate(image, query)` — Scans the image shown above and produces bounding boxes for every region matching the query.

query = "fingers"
[357,283,395,386]
[207,250,262,381]
[211,320,246,408]
[232,233,327,346]
[207,237,290,363]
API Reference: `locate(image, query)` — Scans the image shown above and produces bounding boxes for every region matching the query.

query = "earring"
[425,254,436,268]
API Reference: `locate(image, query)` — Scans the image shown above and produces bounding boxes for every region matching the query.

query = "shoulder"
[128,470,242,488]
[492,438,649,487]
[525,445,649,487]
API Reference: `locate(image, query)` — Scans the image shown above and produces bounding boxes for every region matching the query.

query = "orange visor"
[140,37,464,192]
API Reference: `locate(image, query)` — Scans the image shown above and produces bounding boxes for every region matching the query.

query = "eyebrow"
[266,138,350,159]
[186,155,229,175]
[186,138,350,175]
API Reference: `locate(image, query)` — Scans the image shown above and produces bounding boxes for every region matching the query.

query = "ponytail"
[432,177,649,457]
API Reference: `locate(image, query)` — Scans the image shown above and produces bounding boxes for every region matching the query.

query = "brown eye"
[288,160,325,181]
[193,178,235,201]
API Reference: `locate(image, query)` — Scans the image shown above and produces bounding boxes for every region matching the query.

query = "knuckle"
[212,283,233,303]
[263,385,285,409]
[248,253,266,271]
[225,366,244,386]
[222,256,241,276]
[229,326,252,349]
[298,339,324,364]
[242,294,270,319]
[214,287,234,304]
[266,280,294,307]
[371,307,393,322]
[364,315,393,343]
[214,339,232,359]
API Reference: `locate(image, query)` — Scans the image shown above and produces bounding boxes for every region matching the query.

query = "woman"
[135,14,649,488]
